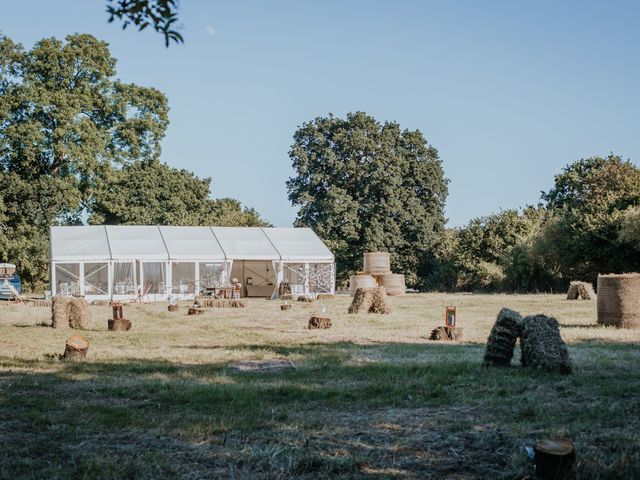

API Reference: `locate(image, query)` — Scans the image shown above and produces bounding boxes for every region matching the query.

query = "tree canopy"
[287,112,448,285]
[106,0,183,46]
[0,33,266,289]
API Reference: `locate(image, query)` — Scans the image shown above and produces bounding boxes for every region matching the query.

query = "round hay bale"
[520,314,572,373]
[482,308,523,367]
[68,297,91,329]
[348,287,375,314]
[369,286,393,314]
[349,275,377,296]
[597,273,640,328]
[63,335,89,361]
[316,293,335,301]
[51,296,71,329]
[376,273,405,296]
[363,252,391,275]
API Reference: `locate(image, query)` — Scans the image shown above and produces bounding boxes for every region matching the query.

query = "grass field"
[1,293,639,479]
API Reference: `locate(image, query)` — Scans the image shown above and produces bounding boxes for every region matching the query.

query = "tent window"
[55,263,80,296]
[172,263,195,295]
[113,262,135,295]
[309,263,333,293]
[142,262,166,295]
[199,263,223,289]
[283,263,305,294]
[84,263,108,295]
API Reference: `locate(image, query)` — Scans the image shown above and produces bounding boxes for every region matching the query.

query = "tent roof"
[50,226,111,262]
[106,226,168,261]
[262,227,334,261]
[159,226,224,261]
[50,226,334,263]
[211,227,279,260]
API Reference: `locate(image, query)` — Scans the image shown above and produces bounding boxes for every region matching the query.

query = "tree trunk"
[534,439,576,480]
[108,318,132,331]
[64,335,89,361]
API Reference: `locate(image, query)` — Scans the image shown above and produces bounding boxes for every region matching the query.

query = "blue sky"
[2,1,639,227]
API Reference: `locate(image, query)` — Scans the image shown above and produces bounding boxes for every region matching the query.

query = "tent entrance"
[230,260,276,297]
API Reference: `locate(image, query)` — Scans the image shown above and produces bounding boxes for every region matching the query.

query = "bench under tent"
[49,225,335,302]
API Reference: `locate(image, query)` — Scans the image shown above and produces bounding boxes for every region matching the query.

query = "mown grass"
[0,294,639,479]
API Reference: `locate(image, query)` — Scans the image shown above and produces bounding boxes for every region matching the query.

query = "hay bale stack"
[51,296,71,329]
[68,297,91,329]
[369,287,393,314]
[376,273,405,296]
[429,326,463,341]
[363,252,391,275]
[308,316,331,329]
[316,293,335,301]
[200,298,247,308]
[520,315,572,373]
[482,308,523,367]
[63,335,89,361]
[348,287,374,314]
[566,281,596,300]
[597,273,640,328]
[349,275,377,296]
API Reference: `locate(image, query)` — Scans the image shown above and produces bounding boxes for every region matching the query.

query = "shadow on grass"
[0,340,639,479]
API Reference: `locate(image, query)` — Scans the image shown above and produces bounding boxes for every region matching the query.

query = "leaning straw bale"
[348,287,374,314]
[369,287,393,314]
[51,296,71,329]
[482,308,523,367]
[520,314,572,373]
[68,297,91,329]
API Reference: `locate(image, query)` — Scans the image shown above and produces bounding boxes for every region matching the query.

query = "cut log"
[429,326,463,341]
[64,335,89,361]
[168,304,179,312]
[281,304,292,311]
[108,318,132,331]
[534,438,576,480]
[308,316,332,329]
[188,307,205,316]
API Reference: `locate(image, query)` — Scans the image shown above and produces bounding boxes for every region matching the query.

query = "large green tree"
[540,155,640,281]
[287,112,448,285]
[90,159,268,226]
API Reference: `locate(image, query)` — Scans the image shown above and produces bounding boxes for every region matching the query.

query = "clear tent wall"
[49,226,335,301]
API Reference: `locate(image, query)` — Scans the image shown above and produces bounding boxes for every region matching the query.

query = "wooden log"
[534,438,576,480]
[168,304,179,312]
[108,318,132,331]
[188,307,205,316]
[64,335,89,361]
[281,304,292,311]
[308,316,331,329]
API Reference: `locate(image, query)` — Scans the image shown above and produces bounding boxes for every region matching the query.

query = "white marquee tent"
[50,226,335,301]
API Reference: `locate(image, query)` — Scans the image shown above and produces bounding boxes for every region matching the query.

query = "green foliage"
[539,155,640,281]
[0,33,266,290]
[618,206,640,249]
[287,112,448,285]
[106,0,183,47]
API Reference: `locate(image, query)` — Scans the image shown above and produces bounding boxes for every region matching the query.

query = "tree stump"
[168,304,179,312]
[429,326,463,341]
[281,304,292,311]
[108,318,132,331]
[188,307,205,316]
[64,335,89,361]
[534,438,576,480]
[308,316,331,329]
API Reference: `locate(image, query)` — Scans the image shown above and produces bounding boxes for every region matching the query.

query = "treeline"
[0,34,267,290]
[287,113,640,291]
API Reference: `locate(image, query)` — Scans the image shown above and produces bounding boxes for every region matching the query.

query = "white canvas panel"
[262,227,334,261]
[50,226,111,261]
[106,226,168,260]
[211,227,279,260]
[159,226,224,260]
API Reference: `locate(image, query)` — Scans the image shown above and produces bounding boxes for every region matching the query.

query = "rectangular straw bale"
[51,296,71,329]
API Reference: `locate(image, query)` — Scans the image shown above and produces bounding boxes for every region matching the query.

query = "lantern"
[112,302,124,320]
[445,306,457,327]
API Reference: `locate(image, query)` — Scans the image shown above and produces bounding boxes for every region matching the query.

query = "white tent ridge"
[49,225,335,301]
